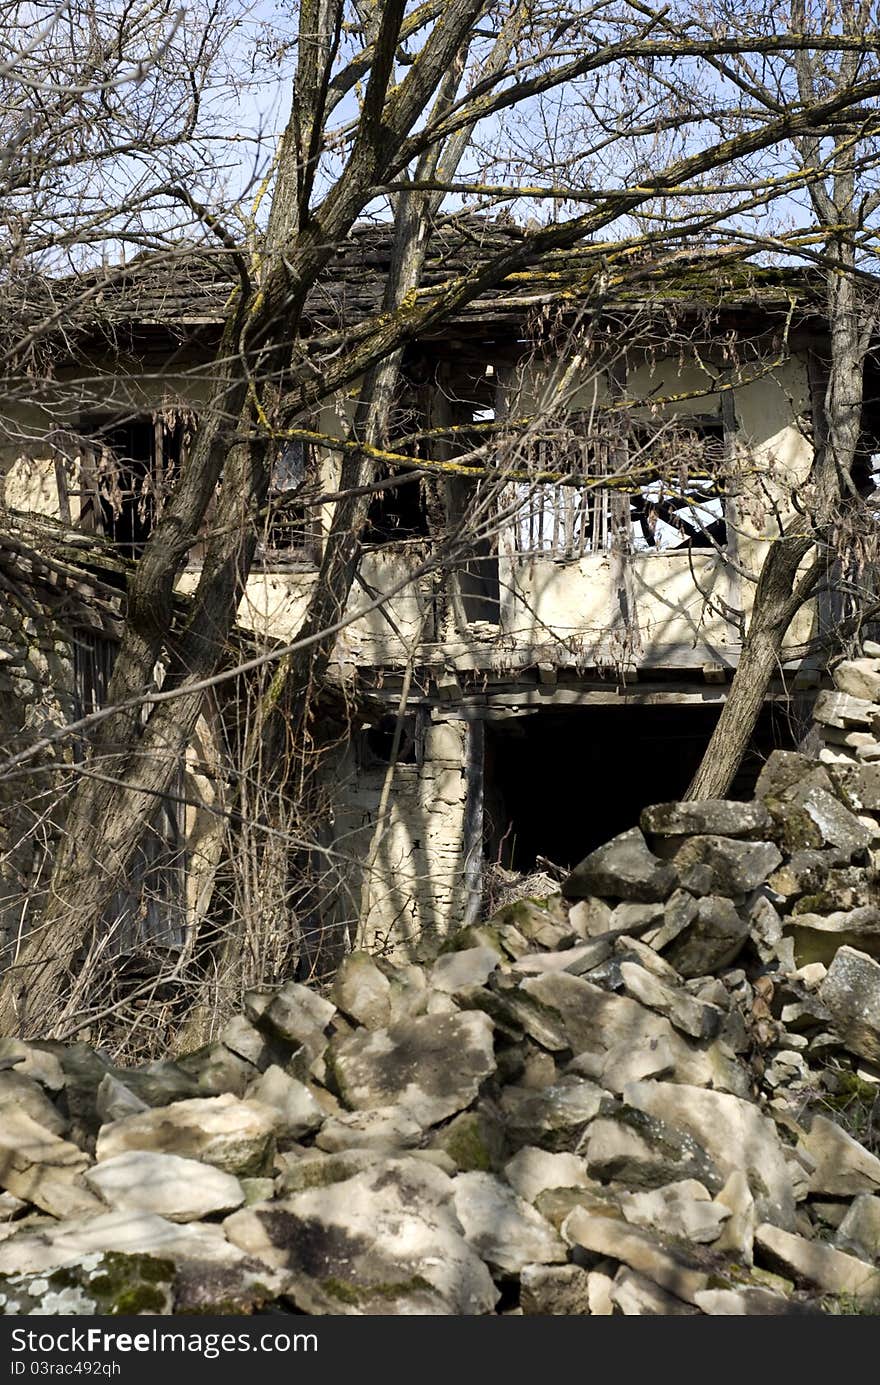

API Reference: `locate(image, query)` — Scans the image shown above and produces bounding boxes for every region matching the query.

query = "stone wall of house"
[327,716,471,958]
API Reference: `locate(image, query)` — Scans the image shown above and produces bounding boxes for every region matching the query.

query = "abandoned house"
[2,220,878,971]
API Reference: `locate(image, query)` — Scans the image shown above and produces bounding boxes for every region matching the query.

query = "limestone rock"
[182,1042,257,1098]
[108,1059,201,1111]
[713,1169,755,1263]
[246,1066,323,1139]
[431,947,499,994]
[785,907,880,967]
[0,1192,26,1222]
[835,1195,880,1262]
[562,1209,710,1304]
[510,939,611,976]
[642,889,699,951]
[611,1267,700,1315]
[598,1036,677,1093]
[618,962,722,1040]
[0,1210,248,1277]
[562,828,677,904]
[224,1157,499,1315]
[0,1041,64,1093]
[819,946,880,1063]
[0,1107,101,1219]
[792,787,872,856]
[95,1074,149,1125]
[0,1070,67,1137]
[755,1222,880,1301]
[567,897,614,939]
[622,1081,796,1228]
[694,1287,815,1315]
[662,896,750,977]
[621,1179,730,1244]
[813,689,878,730]
[503,1148,592,1204]
[840,763,880,812]
[833,658,880,703]
[331,952,392,1030]
[0,1252,175,1315]
[670,836,782,897]
[520,1263,592,1315]
[431,1110,507,1173]
[767,847,845,899]
[277,1148,386,1194]
[84,1151,245,1221]
[95,1093,279,1176]
[755,750,835,801]
[452,1172,567,1273]
[257,980,336,1059]
[316,1106,423,1153]
[219,1016,273,1070]
[641,800,771,840]
[328,1010,495,1128]
[500,1080,603,1152]
[798,1113,880,1196]
[584,1106,721,1192]
[587,1270,616,1314]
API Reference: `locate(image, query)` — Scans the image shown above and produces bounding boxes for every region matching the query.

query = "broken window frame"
[70,411,193,558]
[508,412,728,560]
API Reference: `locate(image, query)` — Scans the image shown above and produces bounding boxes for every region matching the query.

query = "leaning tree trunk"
[686,531,814,798]
[688,228,866,799]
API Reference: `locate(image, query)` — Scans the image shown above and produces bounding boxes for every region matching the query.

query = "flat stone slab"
[224,1157,498,1315]
[331,953,392,1030]
[562,1209,710,1305]
[641,800,772,840]
[503,1148,592,1204]
[452,1172,567,1274]
[95,1093,279,1176]
[621,1179,730,1244]
[84,1151,245,1222]
[798,1114,880,1197]
[755,1222,880,1301]
[0,1210,248,1277]
[500,1080,604,1152]
[584,1106,721,1192]
[622,1081,795,1229]
[328,1010,496,1128]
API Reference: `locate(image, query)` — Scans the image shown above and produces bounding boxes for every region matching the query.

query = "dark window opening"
[359,713,421,768]
[483,701,798,873]
[363,471,430,544]
[75,415,186,559]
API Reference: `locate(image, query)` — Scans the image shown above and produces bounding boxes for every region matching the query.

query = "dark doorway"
[483,700,800,872]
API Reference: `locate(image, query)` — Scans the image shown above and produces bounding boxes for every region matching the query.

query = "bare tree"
[688,0,880,798]
[4,0,880,1035]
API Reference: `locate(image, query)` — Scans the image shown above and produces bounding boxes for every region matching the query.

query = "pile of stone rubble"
[5,669,880,1313]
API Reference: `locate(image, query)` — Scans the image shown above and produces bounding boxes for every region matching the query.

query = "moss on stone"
[435,1110,505,1172]
[84,1252,175,1314]
[321,1274,433,1305]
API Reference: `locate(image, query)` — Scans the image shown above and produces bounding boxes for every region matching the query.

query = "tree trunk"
[686,533,813,798]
